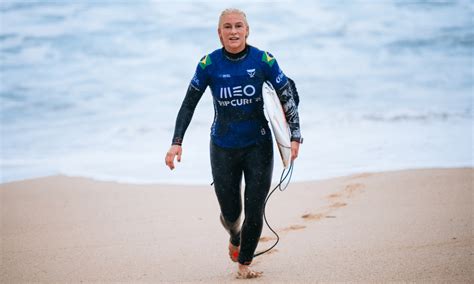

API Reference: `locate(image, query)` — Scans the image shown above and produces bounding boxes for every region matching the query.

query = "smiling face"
[218,11,249,54]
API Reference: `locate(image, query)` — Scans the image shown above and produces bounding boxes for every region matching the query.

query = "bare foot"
[237,264,263,279]
[229,243,240,262]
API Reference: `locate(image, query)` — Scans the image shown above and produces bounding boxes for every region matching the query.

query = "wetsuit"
[171,45,301,265]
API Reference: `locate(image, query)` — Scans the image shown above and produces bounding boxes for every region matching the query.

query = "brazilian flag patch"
[261,51,275,67]
[199,54,212,69]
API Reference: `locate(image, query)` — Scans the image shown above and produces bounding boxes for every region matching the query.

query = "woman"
[165,8,302,279]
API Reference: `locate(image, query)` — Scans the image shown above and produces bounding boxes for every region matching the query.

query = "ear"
[246,26,250,39]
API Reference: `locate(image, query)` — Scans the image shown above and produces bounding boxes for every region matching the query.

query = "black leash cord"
[253,161,294,257]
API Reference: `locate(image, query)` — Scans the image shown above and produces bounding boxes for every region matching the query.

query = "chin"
[227,43,243,51]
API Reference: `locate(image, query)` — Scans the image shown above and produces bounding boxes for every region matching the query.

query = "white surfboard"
[262,83,292,168]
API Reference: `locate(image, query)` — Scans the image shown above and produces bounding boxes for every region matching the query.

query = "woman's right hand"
[165,145,182,170]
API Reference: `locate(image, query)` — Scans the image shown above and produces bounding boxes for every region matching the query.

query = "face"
[218,13,249,54]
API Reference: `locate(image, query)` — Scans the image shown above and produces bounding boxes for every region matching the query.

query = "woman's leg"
[238,139,274,265]
[210,142,244,247]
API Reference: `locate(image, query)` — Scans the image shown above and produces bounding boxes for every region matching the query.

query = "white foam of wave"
[1,0,472,184]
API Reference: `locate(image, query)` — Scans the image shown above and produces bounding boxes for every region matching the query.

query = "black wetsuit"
[171,45,301,265]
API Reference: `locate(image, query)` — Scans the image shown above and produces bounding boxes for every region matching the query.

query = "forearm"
[172,85,204,145]
[276,79,301,141]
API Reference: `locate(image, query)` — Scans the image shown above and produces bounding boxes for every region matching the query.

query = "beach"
[1,2,472,282]
[1,167,472,283]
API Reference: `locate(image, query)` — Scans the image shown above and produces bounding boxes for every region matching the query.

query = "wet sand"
[1,168,472,282]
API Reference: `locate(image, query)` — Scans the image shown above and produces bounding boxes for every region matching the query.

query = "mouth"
[229,36,240,41]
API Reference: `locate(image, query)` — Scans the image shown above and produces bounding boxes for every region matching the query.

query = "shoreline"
[1,165,471,186]
[1,167,472,282]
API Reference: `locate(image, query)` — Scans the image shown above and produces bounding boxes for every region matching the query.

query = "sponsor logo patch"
[275,69,285,84]
[191,73,199,85]
[219,84,256,99]
[247,69,256,78]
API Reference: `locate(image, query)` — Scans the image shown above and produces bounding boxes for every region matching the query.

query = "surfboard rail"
[262,83,292,168]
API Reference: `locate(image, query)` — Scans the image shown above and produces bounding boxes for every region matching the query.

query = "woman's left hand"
[291,141,300,161]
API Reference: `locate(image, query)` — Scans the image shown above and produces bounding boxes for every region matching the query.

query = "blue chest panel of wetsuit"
[190,46,289,148]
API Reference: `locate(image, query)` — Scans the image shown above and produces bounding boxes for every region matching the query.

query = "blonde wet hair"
[218,8,249,46]
[218,8,249,28]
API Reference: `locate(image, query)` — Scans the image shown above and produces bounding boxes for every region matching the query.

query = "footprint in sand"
[301,212,326,221]
[345,183,365,196]
[282,224,306,232]
[330,202,347,208]
[259,236,276,242]
[327,193,342,199]
[326,183,365,200]
[305,183,365,223]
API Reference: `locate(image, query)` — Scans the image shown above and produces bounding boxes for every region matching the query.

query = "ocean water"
[0,0,472,184]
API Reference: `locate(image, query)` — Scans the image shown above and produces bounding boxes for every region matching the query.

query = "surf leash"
[253,161,294,257]
[210,162,294,257]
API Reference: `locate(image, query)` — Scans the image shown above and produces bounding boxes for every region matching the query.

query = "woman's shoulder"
[248,45,264,58]
[195,48,222,70]
[248,45,277,67]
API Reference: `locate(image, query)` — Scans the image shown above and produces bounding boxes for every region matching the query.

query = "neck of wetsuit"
[223,45,249,61]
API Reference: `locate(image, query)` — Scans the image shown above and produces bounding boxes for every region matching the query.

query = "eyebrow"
[223,21,245,26]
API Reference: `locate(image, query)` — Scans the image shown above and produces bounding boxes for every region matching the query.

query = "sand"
[1,168,472,283]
